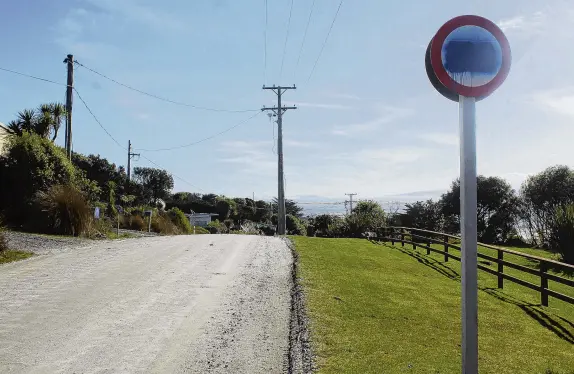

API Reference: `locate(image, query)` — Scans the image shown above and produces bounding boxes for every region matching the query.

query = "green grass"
[0,250,34,264]
[292,236,574,374]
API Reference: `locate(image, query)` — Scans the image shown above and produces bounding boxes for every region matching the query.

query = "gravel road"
[0,235,293,373]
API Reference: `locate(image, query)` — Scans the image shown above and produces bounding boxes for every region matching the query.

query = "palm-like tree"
[5,103,66,142]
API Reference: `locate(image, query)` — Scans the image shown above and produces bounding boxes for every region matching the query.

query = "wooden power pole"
[63,54,74,159]
[262,85,297,235]
[127,140,140,181]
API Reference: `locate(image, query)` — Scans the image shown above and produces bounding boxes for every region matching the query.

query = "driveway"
[0,235,292,373]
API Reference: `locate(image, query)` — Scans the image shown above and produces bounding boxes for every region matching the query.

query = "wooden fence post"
[443,235,449,262]
[426,237,431,255]
[540,262,549,307]
[412,229,416,250]
[401,230,405,247]
[497,249,504,289]
[391,227,395,245]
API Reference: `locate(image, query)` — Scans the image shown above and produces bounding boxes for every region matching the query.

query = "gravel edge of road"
[286,238,315,374]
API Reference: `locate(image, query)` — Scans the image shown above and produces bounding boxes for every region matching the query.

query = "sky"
[1,0,573,205]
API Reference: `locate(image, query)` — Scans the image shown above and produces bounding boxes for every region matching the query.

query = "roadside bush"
[168,207,192,234]
[207,219,228,234]
[286,214,306,235]
[127,215,146,231]
[0,224,8,253]
[258,223,276,236]
[0,132,99,227]
[549,204,574,264]
[192,226,210,234]
[151,211,180,235]
[35,184,91,236]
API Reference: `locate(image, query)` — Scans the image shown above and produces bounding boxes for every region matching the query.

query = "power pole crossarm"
[127,140,140,181]
[262,85,297,236]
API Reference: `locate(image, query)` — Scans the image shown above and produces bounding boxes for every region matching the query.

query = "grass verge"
[0,250,34,264]
[292,236,574,374]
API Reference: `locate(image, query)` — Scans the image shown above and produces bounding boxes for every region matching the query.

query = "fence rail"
[374,226,574,307]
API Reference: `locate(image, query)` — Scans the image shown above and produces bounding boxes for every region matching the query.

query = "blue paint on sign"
[441,25,502,87]
[444,41,498,73]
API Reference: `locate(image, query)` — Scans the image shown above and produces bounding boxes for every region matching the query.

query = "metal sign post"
[425,15,511,374]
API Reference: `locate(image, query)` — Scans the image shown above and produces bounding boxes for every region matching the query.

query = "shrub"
[35,184,91,236]
[192,226,210,234]
[129,215,146,231]
[168,207,192,234]
[151,211,179,235]
[0,132,99,227]
[258,223,276,236]
[0,224,8,253]
[549,204,574,264]
[286,214,306,235]
[207,219,227,234]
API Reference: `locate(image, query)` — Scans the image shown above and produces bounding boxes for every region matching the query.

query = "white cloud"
[533,87,574,117]
[498,12,545,35]
[332,105,414,136]
[83,0,187,32]
[219,140,275,175]
[417,132,458,146]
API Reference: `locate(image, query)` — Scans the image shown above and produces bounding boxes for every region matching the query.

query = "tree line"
[393,169,574,264]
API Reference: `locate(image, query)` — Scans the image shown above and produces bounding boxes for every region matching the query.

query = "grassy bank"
[292,236,574,374]
[0,250,34,264]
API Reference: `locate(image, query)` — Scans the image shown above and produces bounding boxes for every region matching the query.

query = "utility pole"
[127,140,140,181]
[63,54,74,159]
[345,193,357,214]
[262,84,297,235]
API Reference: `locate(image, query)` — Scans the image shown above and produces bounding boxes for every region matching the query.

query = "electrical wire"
[264,0,268,84]
[74,61,258,113]
[139,154,206,192]
[0,66,67,87]
[293,0,315,81]
[279,0,295,81]
[307,0,344,83]
[73,87,126,150]
[137,111,262,152]
[74,87,205,192]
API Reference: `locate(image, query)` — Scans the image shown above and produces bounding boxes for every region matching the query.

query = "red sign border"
[430,15,511,98]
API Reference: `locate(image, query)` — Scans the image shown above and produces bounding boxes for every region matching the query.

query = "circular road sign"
[428,15,511,101]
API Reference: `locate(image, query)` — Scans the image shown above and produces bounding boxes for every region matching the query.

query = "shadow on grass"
[371,240,574,345]
[482,287,574,344]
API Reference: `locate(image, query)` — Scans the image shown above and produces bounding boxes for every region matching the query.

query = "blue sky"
[1,0,573,202]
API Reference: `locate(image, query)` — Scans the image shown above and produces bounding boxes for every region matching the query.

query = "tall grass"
[35,184,91,236]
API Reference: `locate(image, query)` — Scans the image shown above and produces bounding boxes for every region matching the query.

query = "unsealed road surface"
[0,235,292,373]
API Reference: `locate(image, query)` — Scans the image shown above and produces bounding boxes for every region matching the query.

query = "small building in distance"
[0,122,10,155]
[186,213,219,227]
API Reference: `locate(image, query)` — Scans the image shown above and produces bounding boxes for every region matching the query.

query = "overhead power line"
[264,0,268,84]
[307,0,344,83]
[74,60,258,113]
[74,87,206,192]
[293,0,316,81]
[280,0,295,81]
[137,111,262,152]
[0,66,67,87]
[73,87,126,150]
[139,154,205,192]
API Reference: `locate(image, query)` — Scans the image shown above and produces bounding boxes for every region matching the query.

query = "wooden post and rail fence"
[374,226,574,307]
